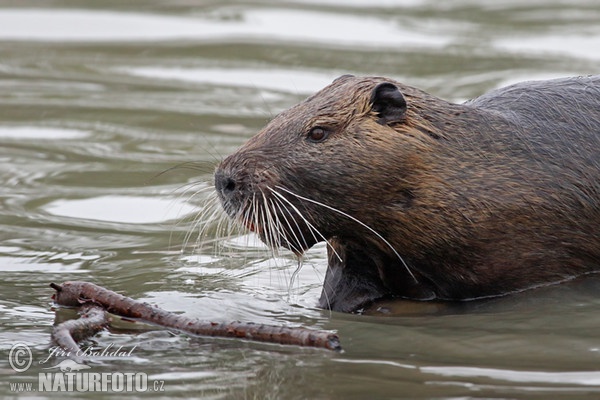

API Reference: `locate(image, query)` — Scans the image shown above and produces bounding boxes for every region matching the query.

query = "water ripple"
[0,8,451,49]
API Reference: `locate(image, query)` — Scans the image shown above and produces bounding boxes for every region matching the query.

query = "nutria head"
[214,75,448,257]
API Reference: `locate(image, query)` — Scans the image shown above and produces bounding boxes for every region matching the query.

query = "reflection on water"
[0,126,90,140]
[43,195,196,224]
[120,67,339,94]
[1,1,600,399]
[0,8,451,48]
[497,34,600,60]
[421,366,600,386]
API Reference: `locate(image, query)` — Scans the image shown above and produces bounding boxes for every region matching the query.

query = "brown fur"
[215,75,600,312]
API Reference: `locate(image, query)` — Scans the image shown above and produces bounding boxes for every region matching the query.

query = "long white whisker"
[289,257,304,300]
[186,190,223,252]
[270,195,309,254]
[274,185,417,283]
[270,188,343,262]
[177,185,210,235]
[261,191,281,258]
[269,192,322,301]
[250,193,261,249]
[218,199,237,253]
[273,194,316,251]
[168,181,208,249]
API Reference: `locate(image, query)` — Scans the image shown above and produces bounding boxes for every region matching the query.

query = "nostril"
[215,169,239,196]
[224,177,236,192]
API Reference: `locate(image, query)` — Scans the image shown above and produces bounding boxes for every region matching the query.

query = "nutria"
[214,74,600,313]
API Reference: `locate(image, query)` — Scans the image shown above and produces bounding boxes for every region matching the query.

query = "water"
[1,1,600,398]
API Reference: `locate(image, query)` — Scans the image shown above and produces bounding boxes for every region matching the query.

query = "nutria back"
[215,74,600,312]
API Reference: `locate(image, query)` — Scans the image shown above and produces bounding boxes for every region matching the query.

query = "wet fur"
[215,75,600,312]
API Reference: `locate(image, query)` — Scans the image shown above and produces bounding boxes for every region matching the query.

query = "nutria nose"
[214,168,238,198]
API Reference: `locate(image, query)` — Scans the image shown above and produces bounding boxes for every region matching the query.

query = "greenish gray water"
[1,1,600,399]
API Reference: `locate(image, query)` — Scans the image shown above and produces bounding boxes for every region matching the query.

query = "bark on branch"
[51,303,109,362]
[50,281,341,352]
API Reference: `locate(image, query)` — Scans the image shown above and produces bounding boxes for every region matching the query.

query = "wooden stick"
[50,281,341,351]
[51,304,109,355]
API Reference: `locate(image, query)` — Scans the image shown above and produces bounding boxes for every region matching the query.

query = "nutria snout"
[215,74,600,313]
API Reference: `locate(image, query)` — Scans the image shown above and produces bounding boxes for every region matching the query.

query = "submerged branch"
[51,303,110,355]
[50,281,341,352]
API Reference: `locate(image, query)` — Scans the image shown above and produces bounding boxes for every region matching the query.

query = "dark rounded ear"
[370,82,407,125]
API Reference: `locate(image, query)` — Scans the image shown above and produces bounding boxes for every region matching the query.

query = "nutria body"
[214,75,600,313]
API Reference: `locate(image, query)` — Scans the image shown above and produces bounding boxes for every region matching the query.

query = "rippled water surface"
[1,1,600,399]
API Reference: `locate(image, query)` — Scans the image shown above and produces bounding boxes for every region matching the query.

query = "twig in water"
[50,281,342,352]
[51,303,109,356]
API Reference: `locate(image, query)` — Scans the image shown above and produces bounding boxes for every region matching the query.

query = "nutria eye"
[307,127,329,143]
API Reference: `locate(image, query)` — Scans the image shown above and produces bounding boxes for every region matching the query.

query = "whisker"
[259,191,279,257]
[166,182,211,237]
[262,193,282,253]
[147,161,213,186]
[273,193,316,252]
[255,194,272,253]
[188,192,230,255]
[180,188,217,249]
[266,193,316,301]
[274,185,417,283]
[244,193,258,249]
[269,195,307,255]
[288,257,304,299]
[270,188,343,263]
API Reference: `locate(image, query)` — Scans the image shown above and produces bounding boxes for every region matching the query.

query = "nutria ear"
[370,82,407,125]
